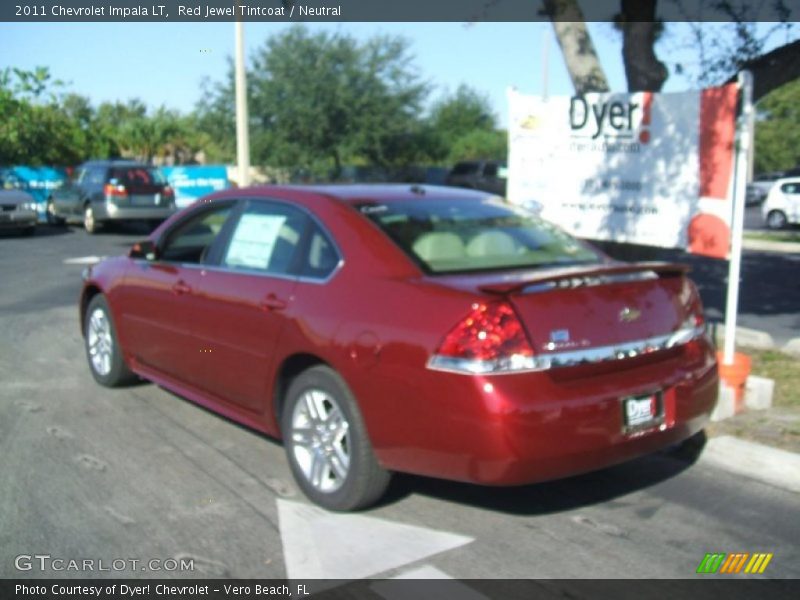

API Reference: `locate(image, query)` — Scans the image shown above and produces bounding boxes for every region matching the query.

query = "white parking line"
[700,435,800,494]
[277,499,473,580]
[63,256,106,265]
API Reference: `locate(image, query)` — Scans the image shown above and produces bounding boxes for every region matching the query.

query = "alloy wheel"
[46,200,58,224]
[289,388,351,493]
[766,210,787,230]
[84,205,96,233]
[87,307,113,376]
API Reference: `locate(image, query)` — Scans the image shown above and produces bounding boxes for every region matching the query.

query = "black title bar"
[3,579,799,600]
[3,0,800,23]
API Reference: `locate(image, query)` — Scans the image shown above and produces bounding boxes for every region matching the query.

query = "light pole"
[234,17,251,187]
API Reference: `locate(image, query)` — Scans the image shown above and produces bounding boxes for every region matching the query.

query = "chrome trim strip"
[179,258,344,286]
[427,325,705,376]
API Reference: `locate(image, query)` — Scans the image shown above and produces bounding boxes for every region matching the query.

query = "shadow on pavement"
[0,224,75,239]
[378,433,706,515]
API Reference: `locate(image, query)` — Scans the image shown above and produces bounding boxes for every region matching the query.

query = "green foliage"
[2,34,509,173]
[754,79,800,173]
[0,67,207,166]
[197,27,507,175]
[449,129,508,163]
[193,68,237,163]
[244,26,429,177]
[0,67,85,165]
[427,85,503,164]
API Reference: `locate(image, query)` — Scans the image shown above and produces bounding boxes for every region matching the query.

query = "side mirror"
[129,240,157,261]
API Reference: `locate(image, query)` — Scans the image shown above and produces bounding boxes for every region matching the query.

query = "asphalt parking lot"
[1,223,799,583]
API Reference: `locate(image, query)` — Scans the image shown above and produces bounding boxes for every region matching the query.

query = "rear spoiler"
[478,262,691,295]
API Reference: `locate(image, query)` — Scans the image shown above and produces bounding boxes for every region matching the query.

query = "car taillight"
[104,183,127,198]
[162,185,174,198]
[427,302,537,375]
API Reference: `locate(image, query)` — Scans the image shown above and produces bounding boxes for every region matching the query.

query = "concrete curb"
[713,324,800,356]
[712,325,776,350]
[700,436,800,494]
[783,338,800,357]
[733,327,775,350]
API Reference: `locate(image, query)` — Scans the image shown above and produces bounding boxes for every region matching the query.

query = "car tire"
[766,210,788,230]
[84,204,101,234]
[84,294,136,387]
[46,199,64,226]
[281,365,391,511]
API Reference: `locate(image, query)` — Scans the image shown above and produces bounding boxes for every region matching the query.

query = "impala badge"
[619,307,642,323]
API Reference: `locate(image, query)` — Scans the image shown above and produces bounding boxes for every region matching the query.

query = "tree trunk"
[619,0,668,91]
[331,149,342,181]
[543,0,610,94]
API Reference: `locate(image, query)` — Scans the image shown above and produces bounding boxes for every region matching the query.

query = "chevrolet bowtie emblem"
[619,307,641,323]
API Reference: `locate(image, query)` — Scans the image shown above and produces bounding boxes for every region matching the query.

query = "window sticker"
[225,213,287,270]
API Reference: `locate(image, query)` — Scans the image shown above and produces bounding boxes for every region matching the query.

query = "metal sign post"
[722,70,753,366]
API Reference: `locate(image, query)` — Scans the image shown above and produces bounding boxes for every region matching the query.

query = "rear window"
[109,167,165,186]
[357,197,600,274]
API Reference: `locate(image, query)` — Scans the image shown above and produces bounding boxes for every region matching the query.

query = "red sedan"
[80,185,718,511]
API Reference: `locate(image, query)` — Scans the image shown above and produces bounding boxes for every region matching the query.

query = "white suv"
[762,178,800,230]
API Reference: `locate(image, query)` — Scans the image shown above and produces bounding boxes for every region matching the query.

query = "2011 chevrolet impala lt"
[80,185,718,511]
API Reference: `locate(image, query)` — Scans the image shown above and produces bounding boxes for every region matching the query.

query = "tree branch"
[726,39,800,102]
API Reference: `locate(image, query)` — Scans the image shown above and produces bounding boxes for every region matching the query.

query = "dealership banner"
[160,165,230,208]
[507,85,739,259]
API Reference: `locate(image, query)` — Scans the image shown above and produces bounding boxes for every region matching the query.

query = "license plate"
[623,392,662,430]
[130,194,157,206]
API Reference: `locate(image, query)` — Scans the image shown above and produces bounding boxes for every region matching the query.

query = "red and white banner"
[507,85,739,258]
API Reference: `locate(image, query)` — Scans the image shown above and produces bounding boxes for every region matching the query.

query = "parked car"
[48,160,176,233]
[762,177,800,229]
[746,184,768,206]
[747,171,781,204]
[445,160,507,196]
[80,185,717,511]
[0,169,38,236]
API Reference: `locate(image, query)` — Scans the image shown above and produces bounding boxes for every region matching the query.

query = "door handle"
[260,293,287,311]
[172,280,192,295]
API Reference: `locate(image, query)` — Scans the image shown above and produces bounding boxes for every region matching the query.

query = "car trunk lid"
[430,262,698,359]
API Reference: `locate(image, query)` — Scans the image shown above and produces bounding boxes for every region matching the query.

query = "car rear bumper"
[0,210,37,228]
[364,338,718,486]
[94,203,177,221]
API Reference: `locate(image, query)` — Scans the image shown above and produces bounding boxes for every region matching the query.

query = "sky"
[0,21,792,127]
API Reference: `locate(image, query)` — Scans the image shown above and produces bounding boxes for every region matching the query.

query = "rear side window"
[357,197,600,274]
[300,223,340,279]
[780,183,800,194]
